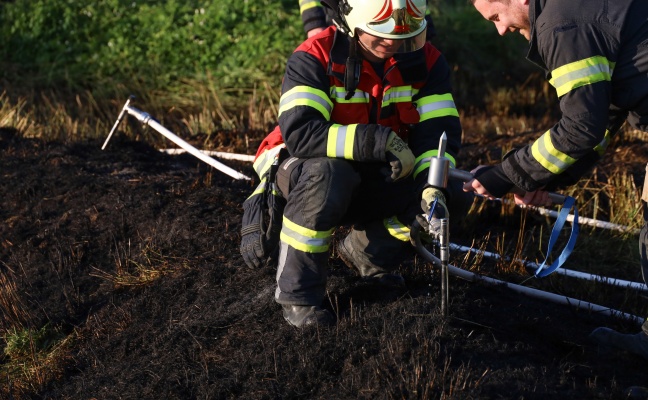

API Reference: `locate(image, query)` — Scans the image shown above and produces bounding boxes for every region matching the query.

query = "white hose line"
[161,148,255,162]
[447,262,644,324]
[449,243,648,292]
[141,119,251,180]
[410,223,644,324]
[501,198,641,235]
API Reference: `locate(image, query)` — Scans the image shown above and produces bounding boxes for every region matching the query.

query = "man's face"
[473,0,531,40]
[356,30,404,62]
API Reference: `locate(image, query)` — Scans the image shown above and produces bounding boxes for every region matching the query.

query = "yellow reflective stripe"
[549,56,614,97]
[279,86,333,120]
[330,86,369,104]
[413,150,457,180]
[327,124,357,159]
[246,180,280,201]
[416,93,459,122]
[382,85,413,107]
[253,144,285,178]
[593,129,612,156]
[531,131,576,174]
[299,0,321,13]
[383,216,410,242]
[246,179,267,201]
[280,216,333,253]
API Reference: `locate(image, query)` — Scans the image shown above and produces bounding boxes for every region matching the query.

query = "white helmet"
[338,0,428,52]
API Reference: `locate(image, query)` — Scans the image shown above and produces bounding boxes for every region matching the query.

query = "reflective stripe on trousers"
[273,157,419,305]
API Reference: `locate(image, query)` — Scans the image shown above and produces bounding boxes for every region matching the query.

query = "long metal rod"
[448,168,566,204]
[440,218,449,316]
[102,97,132,151]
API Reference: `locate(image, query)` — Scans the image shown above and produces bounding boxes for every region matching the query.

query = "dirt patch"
[0,127,646,399]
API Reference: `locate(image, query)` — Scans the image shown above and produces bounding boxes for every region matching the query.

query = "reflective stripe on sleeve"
[299,0,321,13]
[279,86,334,120]
[593,129,612,156]
[416,93,459,122]
[413,150,457,180]
[531,131,577,174]
[246,179,267,201]
[549,56,614,97]
[327,124,358,159]
[253,144,285,178]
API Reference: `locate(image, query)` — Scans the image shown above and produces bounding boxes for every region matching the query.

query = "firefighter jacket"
[298,0,328,35]
[477,0,648,197]
[253,26,461,193]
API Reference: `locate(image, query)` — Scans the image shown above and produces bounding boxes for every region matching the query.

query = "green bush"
[429,1,545,112]
[0,0,303,96]
[0,0,547,112]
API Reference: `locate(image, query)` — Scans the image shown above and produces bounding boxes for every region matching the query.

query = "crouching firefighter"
[240,0,471,328]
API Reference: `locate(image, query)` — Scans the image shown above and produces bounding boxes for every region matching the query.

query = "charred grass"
[0,109,647,398]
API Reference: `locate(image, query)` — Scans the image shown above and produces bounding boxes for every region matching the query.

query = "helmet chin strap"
[344,36,361,100]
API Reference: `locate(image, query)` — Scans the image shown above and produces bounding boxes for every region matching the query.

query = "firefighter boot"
[337,234,405,289]
[589,327,648,361]
[281,305,335,328]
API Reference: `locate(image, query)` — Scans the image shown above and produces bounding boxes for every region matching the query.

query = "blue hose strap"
[534,196,580,278]
[427,198,438,221]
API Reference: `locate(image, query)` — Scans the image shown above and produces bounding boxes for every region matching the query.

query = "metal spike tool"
[415,133,572,316]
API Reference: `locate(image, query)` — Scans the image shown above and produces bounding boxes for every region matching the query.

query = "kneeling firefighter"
[240,0,471,327]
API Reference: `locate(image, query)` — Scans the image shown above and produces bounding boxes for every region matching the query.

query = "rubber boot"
[337,234,405,288]
[589,327,648,361]
[281,305,335,328]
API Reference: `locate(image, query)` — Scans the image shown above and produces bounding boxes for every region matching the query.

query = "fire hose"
[102,96,251,181]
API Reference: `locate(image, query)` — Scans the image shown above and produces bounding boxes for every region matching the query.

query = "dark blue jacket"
[478,0,648,196]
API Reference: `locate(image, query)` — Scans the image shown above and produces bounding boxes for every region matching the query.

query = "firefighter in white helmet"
[298,0,437,40]
[240,0,470,327]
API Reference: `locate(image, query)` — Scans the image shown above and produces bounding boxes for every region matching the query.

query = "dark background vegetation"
[1,0,647,399]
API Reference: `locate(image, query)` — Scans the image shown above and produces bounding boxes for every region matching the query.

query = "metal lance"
[426,132,451,316]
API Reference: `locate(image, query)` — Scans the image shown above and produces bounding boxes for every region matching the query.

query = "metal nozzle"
[427,132,450,188]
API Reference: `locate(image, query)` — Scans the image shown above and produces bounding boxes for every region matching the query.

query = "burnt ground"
[1,126,647,399]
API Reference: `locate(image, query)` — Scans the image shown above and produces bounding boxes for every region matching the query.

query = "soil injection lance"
[102,96,251,181]
[412,133,580,316]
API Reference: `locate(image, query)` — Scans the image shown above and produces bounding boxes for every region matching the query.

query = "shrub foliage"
[1,0,541,108]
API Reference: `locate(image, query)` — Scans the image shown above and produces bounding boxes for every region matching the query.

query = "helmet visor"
[367,8,425,37]
[357,28,427,54]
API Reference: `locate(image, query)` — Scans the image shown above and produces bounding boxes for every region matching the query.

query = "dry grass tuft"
[90,238,189,287]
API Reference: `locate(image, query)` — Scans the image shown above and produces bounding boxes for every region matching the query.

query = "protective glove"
[240,224,266,269]
[384,131,415,182]
[420,187,448,234]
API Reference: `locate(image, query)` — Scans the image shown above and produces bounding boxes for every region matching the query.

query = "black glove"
[240,223,266,269]
[240,192,269,269]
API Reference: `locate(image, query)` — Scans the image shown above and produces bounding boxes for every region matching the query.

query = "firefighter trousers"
[273,157,422,306]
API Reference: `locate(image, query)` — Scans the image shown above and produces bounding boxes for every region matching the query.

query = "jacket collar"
[526,0,547,69]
